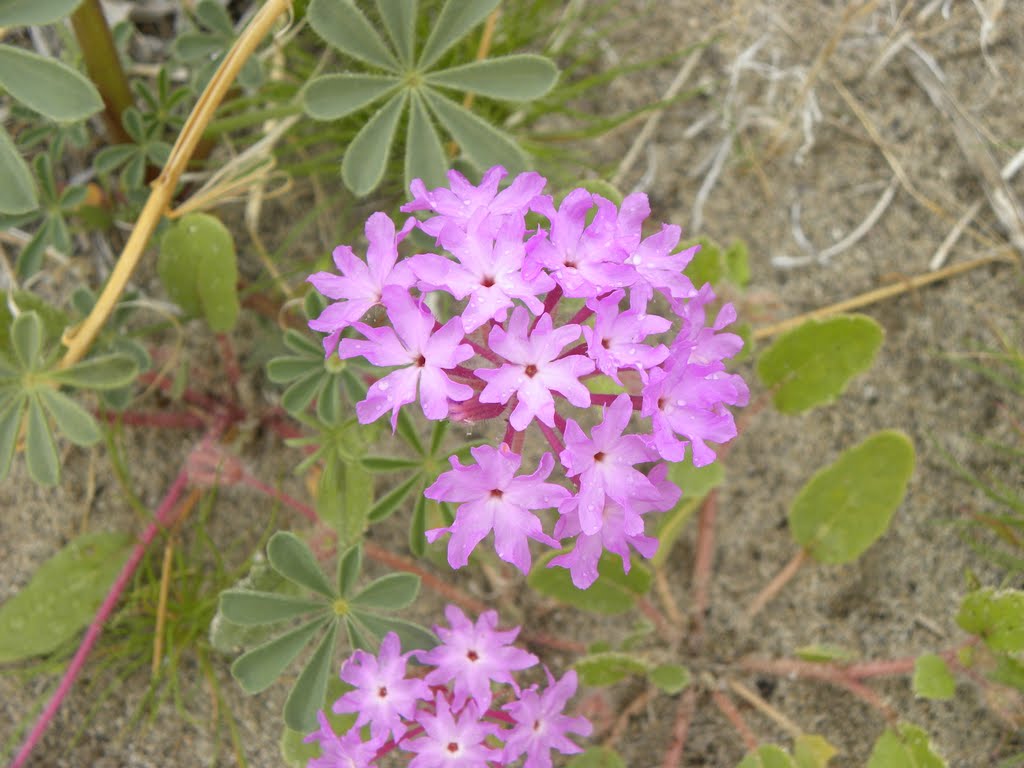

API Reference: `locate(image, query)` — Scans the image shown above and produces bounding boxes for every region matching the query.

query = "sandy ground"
[2,1,1023,766]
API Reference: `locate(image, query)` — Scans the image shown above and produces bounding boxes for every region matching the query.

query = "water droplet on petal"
[378,381,389,391]
[675,399,686,407]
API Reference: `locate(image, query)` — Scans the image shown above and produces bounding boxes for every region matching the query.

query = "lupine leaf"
[574,652,649,686]
[266,356,322,384]
[867,724,946,768]
[789,431,914,564]
[49,354,139,390]
[417,0,500,70]
[352,573,420,611]
[0,44,102,122]
[316,374,343,425]
[0,0,84,25]
[219,590,326,626]
[409,493,427,557]
[0,395,25,482]
[427,55,558,101]
[361,455,422,472]
[337,544,363,598]
[281,369,324,415]
[307,0,400,71]
[341,90,407,196]
[912,654,956,700]
[302,74,400,120]
[11,311,43,370]
[284,621,338,731]
[367,472,421,522]
[375,0,416,64]
[0,125,37,214]
[529,550,651,615]
[956,588,1024,652]
[350,611,437,651]
[231,617,328,694]
[757,315,884,414]
[395,407,424,454]
[267,532,336,598]
[25,395,59,486]
[37,387,101,446]
[405,90,449,192]
[0,531,132,662]
[423,87,527,173]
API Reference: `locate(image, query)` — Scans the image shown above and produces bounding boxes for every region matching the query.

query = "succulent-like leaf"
[574,652,649,686]
[25,395,59,485]
[867,723,946,768]
[788,430,914,564]
[375,0,417,64]
[303,74,400,120]
[794,734,838,768]
[342,90,408,196]
[423,87,527,173]
[219,590,326,626]
[528,550,652,615]
[405,90,449,191]
[352,573,420,611]
[0,125,38,214]
[417,0,500,71]
[0,531,132,663]
[350,611,437,651]
[0,0,84,25]
[956,588,1024,652]
[648,663,691,694]
[567,748,627,768]
[427,55,558,101]
[284,621,339,731]
[912,654,956,700]
[0,44,102,122]
[196,222,240,333]
[367,472,421,522]
[49,354,139,390]
[737,745,797,768]
[231,617,329,694]
[307,0,400,71]
[37,387,101,446]
[267,532,336,598]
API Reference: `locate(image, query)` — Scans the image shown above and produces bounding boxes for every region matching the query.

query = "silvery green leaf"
[0,125,37,215]
[426,55,559,101]
[302,74,400,121]
[0,395,26,483]
[231,617,328,694]
[405,91,449,191]
[49,354,139,391]
[417,0,500,71]
[284,621,338,731]
[11,311,43,370]
[0,0,84,25]
[423,87,527,173]
[375,0,417,64]
[267,532,336,598]
[37,387,101,446]
[26,395,59,485]
[341,91,407,196]
[351,573,420,611]
[0,44,102,122]
[307,0,400,71]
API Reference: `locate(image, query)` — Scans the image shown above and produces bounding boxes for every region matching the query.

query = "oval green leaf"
[37,387,101,446]
[574,651,649,687]
[912,654,955,700]
[0,125,38,214]
[757,315,883,414]
[417,0,500,71]
[342,91,407,196]
[956,588,1024,652]
[794,734,838,768]
[567,748,626,768]
[284,621,338,731]
[788,430,914,564]
[737,745,797,768]
[302,74,399,121]
[219,590,326,626]
[0,43,102,122]
[307,0,399,71]
[267,532,336,598]
[49,353,139,390]
[25,395,59,485]
[867,723,946,768]
[528,550,652,615]
[427,55,558,101]
[192,215,240,332]
[0,0,84,25]
[231,617,328,694]
[423,87,528,173]
[0,531,132,663]
[351,573,420,611]
[648,663,691,694]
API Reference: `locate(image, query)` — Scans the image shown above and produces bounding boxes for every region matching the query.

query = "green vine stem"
[70,0,133,144]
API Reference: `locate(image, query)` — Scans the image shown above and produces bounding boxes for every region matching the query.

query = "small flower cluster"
[309,167,748,587]
[305,606,591,767]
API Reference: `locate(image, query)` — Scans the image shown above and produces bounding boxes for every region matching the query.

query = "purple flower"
[403,166,546,241]
[303,710,382,768]
[525,190,635,298]
[424,444,567,573]
[502,670,592,768]
[476,307,595,431]
[582,290,671,383]
[417,605,538,712]
[560,393,662,535]
[551,464,680,589]
[332,632,430,743]
[668,285,746,367]
[338,286,474,429]
[308,212,416,355]
[409,212,554,332]
[625,224,698,305]
[405,695,498,768]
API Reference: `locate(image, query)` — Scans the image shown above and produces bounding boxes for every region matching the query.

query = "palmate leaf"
[284,621,339,731]
[11,311,43,370]
[0,125,38,215]
[375,0,416,64]
[351,573,420,611]
[48,353,139,390]
[267,532,336,598]
[417,0,500,70]
[405,90,449,191]
[25,395,59,486]
[36,387,101,446]
[0,395,26,482]
[423,87,528,173]
[427,56,559,101]
[302,74,400,121]
[367,472,422,522]
[307,0,399,71]
[0,0,84,25]
[0,44,102,122]
[341,90,408,196]
[350,610,437,651]
[219,590,327,626]
[231,617,329,694]
[337,543,363,597]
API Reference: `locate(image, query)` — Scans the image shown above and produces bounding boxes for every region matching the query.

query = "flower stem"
[70,0,133,144]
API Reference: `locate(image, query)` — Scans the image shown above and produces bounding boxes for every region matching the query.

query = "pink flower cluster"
[309,167,748,588]
[305,606,591,768]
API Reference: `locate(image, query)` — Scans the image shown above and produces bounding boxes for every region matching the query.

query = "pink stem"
[11,468,192,768]
[537,421,565,455]
[589,393,643,410]
[242,473,318,524]
[568,304,594,325]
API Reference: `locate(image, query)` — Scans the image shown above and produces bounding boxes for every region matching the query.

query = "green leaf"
[267,532,336,598]
[320,459,373,544]
[682,237,722,288]
[0,44,102,122]
[368,472,421,522]
[788,430,914,564]
[302,74,399,120]
[337,543,363,598]
[0,0,84,25]
[395,407,424,454]
[350,611,437,651]
[281,369,324,416]
[575,652,649,686]
[989,655,1024,691]
[266,356,321,384]
[737,745,797,768]
[405,90,449,192]
[427,55,558,101]
[577,179,624,207]
[867,724,946,768]
[724,239,751,288]
[567,748,626,768]
[0,531,132,663]
[158,215,204,317]
[284,621,338,731]
[25,395,59,485]
[756,315,884,414]
[912,654,956,700]
[794,643,857,663]
[231,617,328,694]
[0,125,38,214]
[342,90,407,196]
[219,590,326,626]
[409,493,427,557]
[316,373,343,425]
[0,395,25,482]
[37,387,101,446]
[956,588,1024,652]
[375,0,416,64]
[648,663,691,694]
[352,573,420,611]
[49,354,139,390]
[196,218,240,333]
[11,311,43,370]
[423,87,528,173]
[361,455,422,472]
[280,725,320,768]
[794,734,838,768]
[417,0,499,70]
[307,0,400,71]
[528,550,652,615]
